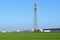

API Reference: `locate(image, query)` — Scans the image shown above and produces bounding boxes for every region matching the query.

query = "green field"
[0,32,60,40]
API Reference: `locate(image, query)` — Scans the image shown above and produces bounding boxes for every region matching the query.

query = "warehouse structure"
[43,28,60,32]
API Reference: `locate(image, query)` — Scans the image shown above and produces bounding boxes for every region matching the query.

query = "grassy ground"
[0,32,60,40]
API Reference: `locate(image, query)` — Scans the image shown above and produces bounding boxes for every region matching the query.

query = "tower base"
[34,29,41,32]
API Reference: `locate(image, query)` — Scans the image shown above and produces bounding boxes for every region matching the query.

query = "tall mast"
[34,3,37,30]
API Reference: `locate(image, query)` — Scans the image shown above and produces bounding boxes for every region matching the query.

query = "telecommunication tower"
[33,3,40,32]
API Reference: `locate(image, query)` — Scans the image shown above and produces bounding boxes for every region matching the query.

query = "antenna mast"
[33,2,40,32]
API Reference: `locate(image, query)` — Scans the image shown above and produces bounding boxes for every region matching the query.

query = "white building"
[16,30,20,32]
[1,31,7,33]
[40,29,43,32]
[43,30,51,32]
[31,29,34,32]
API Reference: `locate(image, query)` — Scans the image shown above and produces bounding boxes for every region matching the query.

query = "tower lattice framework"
[33,3,40,32]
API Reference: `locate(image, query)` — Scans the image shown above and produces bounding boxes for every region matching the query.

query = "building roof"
[43,28,60,30]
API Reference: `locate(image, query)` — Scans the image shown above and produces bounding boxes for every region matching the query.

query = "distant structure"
[1,31,7,33]
[43,28,60,32]
[16,30,20,32]
[33,3,40,32]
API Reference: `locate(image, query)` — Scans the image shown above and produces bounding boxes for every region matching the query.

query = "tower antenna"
[33,2,40,32]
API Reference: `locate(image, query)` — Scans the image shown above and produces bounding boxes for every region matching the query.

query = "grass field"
[0,32,60,40]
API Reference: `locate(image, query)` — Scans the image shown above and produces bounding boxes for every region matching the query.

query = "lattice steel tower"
[33,3,38,32]
[33,3,40,32]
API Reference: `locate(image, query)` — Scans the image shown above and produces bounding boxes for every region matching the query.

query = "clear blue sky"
[0,0,60,31]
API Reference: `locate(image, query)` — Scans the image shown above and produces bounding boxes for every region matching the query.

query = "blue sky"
[0,0,60,31]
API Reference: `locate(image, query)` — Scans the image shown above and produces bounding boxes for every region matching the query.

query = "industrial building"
[43,28,60,32]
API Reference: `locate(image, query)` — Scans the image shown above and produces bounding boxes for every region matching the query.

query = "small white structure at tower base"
[16,30,20,32]
[32,29,34,32]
